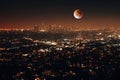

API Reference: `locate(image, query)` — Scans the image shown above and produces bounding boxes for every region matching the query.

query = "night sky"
[0,0,120,29]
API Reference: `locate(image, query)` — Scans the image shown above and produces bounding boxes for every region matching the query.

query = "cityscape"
[0,27,120,80]
[0,0,120,80]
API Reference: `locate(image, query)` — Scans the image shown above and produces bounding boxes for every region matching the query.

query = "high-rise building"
[34,25,39,32]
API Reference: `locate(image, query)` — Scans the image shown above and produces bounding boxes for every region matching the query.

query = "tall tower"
[34,25,39,32]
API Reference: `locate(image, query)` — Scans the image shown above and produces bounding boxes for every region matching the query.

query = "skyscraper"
[34,25,39,32]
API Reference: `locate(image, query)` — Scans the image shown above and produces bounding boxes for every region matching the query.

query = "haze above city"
[0,0,120,30]
[0,1,120,80]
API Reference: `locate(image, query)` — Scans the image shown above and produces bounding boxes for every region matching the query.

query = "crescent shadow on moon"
[73,9,83,19]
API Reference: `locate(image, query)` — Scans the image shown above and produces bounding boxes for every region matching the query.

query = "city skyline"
[0,0,120,29]
[0,1,120,79]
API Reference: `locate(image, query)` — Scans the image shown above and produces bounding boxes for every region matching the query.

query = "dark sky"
[0,0,120,29]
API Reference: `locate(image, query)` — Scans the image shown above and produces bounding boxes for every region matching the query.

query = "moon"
[73,9,83,19]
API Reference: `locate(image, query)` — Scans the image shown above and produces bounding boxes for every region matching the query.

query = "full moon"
[73,9,83,19]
